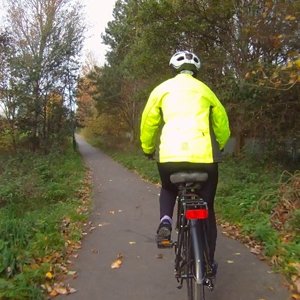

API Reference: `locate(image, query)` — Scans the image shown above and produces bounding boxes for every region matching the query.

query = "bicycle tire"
[191,278,205,300]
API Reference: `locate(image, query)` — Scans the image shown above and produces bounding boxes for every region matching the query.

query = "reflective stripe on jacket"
[140,73,230,163]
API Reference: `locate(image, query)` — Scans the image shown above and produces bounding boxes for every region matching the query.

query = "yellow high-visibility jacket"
[140,73,230,163]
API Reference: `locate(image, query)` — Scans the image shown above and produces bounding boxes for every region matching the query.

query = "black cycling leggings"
[157,162,218,261]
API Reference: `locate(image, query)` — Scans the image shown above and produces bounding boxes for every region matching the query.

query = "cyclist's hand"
[143,151,155,160]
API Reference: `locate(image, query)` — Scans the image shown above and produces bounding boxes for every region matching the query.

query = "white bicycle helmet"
[169,50,201,73]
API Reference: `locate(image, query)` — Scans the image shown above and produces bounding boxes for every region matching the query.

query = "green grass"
[0,145,90,299]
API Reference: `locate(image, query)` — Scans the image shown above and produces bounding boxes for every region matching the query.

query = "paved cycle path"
[60,136,290,300]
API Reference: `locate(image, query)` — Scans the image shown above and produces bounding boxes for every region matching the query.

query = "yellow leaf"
[49,289,58,297]
[111,259,122,269]
[285,15,296,21]
[45,272,53,280]
[289,262,300,270]
[286,61,294,69]
[295,59,300,69]
[111,254,123,269]
[292,294,300,299]
[271,72,279,79]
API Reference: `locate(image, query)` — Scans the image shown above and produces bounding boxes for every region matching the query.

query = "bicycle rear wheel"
[186,250,205,300]
[190,278,205,300]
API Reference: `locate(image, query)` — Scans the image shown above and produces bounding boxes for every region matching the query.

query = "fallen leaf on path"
[234,252,241,255]
[67,270,77,276]
[111,254,123,269]
[156,254,164,259]
[49,289,59,297]
[129,241,136,245]
[98,222,110,227]
[89,226,96,232]
[54,286,68,295]
[48,283,77,296]
[54,285,77,295]
[250,245,262,255]
[68,287,77,294]
[227,260,234,264]
[292,294,300,300]
[293,278,300,294]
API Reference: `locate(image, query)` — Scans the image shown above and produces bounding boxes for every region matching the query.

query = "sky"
[82,0,117,66]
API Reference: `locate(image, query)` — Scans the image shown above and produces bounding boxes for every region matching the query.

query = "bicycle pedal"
[157,239,173,248]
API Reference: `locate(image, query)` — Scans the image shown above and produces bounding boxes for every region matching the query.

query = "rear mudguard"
[190,219,205,285]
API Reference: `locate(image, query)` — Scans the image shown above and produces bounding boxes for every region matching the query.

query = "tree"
[2,0,85,151]
[0,30,20,151]
[76,71,95,128]
[91,0,299,160]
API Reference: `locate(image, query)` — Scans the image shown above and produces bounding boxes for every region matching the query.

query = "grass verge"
[0,144,91,299]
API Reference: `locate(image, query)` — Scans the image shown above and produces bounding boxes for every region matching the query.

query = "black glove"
[143,151,155,160]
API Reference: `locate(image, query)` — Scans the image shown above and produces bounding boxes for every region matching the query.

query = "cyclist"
[140,50,230,273]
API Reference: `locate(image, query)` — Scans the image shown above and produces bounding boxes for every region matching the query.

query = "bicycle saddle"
[170,172,208,184]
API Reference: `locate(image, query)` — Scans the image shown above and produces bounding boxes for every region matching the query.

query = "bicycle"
[157,171,215,300]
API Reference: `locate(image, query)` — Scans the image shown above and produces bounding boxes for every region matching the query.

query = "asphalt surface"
[59,135,290,300]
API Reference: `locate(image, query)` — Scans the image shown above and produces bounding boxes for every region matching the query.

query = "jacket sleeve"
[140,88,162,154]
[208,89,231,150]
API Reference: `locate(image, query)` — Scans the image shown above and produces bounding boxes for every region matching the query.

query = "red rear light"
[185,209,208,220]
